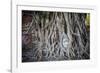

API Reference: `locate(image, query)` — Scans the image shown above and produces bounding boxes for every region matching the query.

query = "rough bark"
[22,11,90,62]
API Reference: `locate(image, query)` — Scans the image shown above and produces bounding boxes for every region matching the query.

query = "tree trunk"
[22,11,90,62]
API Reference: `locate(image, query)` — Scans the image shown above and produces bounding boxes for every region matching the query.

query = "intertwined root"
[22,11,90,62]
